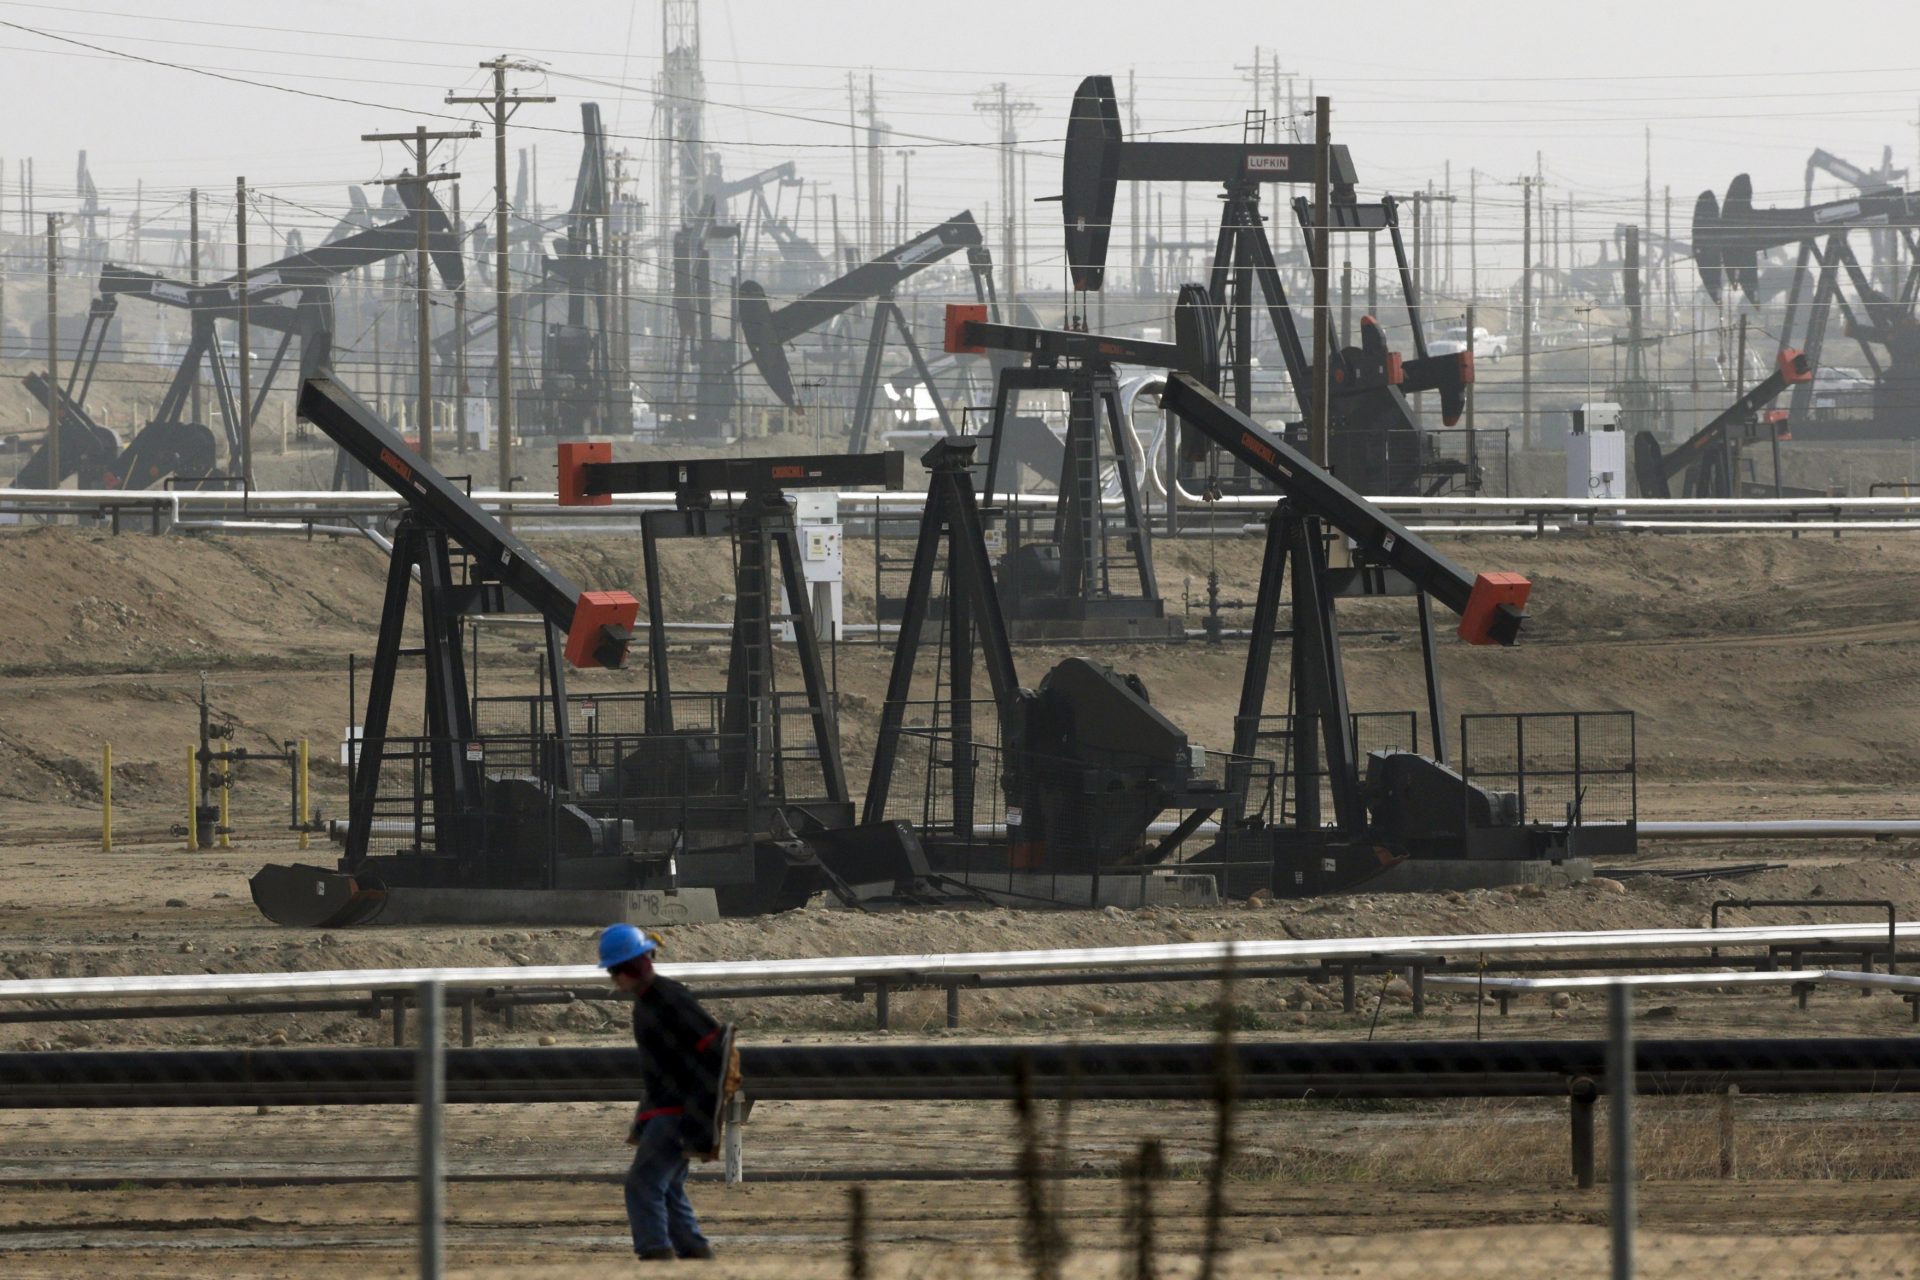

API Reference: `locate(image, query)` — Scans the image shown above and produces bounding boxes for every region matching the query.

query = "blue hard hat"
[598,923,658,969]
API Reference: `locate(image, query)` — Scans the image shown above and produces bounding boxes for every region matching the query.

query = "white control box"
[1568,402,1626,500]
[782,494,843,641]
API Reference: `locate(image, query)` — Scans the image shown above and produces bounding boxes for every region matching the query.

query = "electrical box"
[782,494,843,641]
[462,398,491,453]
[1568,401,1626,500]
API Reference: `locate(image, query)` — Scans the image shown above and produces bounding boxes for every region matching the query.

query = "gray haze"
[2,0,1917,288]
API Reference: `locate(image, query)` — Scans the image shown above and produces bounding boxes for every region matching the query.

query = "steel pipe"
[1640,820,1920,839]
[7,922,1920,1003]
[3,1037,1918,1109]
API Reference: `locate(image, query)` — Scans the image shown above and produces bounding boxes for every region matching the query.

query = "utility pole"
[362,123,478,464]
[1469,169,1478,301]
[1643,127,1653,276]
[846,72,863,255]
[189,189,202,427]
[864,73,888,259]
[1664,185,1674,331]
[453,181,467,455]
[894,148,915,245]
[1310,96,1332,468]
[1520,174,1534,449]
[44,213,59,488]
[448,58,552,497]
[236,176,252,488]
[1464,301,1478,484]
[1127,67,1141,295]
[1410,191,1422,308]
[1238,45,1264,120]
[975,83,1036,299]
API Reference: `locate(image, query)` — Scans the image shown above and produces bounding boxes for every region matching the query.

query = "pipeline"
[3,1037,1918,1108]
[1639,820,1920,840]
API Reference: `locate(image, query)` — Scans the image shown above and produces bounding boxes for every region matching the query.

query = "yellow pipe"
[218,772,231,848]
[100,742,112,853]
[186,745,198,852]
[297,737,311,851]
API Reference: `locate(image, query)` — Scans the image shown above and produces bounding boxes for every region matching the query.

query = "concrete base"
[1363,858,1594,894]
[376,887,719,926]
[948,871,1219,909]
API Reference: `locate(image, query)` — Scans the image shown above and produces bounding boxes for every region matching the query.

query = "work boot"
[637,1247,677,1261]
[678,1243,715,1260]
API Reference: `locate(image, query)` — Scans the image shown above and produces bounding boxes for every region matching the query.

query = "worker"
[600,922,725,1262]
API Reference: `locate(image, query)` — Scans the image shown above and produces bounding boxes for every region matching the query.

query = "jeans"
[624,1114,710,1257]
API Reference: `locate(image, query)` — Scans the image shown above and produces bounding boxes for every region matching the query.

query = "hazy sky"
[2,0,1917,293]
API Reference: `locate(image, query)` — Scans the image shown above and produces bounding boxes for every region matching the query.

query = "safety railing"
[1459,710,1638,837]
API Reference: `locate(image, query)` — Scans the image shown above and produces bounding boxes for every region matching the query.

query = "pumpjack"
[555,444,937,913]
[1059,74,1474,496]
[15,181,462,493]
[939,293,1218,638]
[252,381,927,923]
[250,377,638,926]
[862,438,1235,895]
[1633,350,1813,498]
[538,103,616,437]
[1158,375,1633,894]
[864,398,1617,901]
[737,211,1000,450]
[1694,171,1920,441]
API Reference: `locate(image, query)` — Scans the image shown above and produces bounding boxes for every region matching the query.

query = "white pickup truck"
[1427,325,1508,361]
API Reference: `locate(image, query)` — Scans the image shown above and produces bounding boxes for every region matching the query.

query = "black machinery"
[537,102,616,438]
[860,405,1612,901]
[940,294,1218,638]
[1633,350,1813,499]
[553,443,938,912]
[1693,171,1920,441]
[737,211,999,450]
[251,380,935,923]
[16,182,462,493]
[1059,74,1475,497]
[552,441,933,909]
[1159,373,1634,894]
[862,438,1236,891]
[249,377,639,926]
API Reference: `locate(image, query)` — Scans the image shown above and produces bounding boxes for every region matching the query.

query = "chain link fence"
[4,948,1919,1276]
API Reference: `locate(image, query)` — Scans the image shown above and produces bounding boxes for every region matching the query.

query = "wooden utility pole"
[864,73,887,259]
[189,189,202,426]
[45,213,59,486]
[236,176,251,487]
[448,59,552,496]
[453,181,467,455]
[1310,96,1332,467]
[1410,191,1422,306]
[1520,175,1534,449]
[362,123,477,464]
[1464,301,1479,484]
[1469,169,1478,301]
[974,83,1036,300]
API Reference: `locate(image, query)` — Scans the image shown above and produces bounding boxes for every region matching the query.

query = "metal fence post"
[417,979,445,1280]
[1607,983,1635,1280]
[723,1094,746,1185]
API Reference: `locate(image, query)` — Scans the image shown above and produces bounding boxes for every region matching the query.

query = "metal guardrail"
[1428,968,1920,1019]
[12,486,1920,532]
[4,923,1916,1005]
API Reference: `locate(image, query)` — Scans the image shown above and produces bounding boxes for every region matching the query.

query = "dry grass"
[1220,1097,1920,1185]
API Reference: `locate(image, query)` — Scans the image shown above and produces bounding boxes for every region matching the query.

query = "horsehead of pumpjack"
[736,212,991,408]
[1693,172,1920,304]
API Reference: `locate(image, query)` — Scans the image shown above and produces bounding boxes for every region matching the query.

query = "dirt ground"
[1,523,1919,1269]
